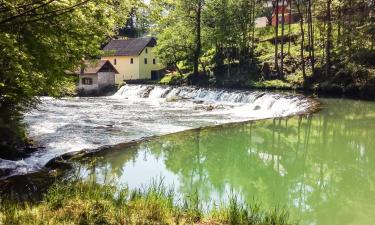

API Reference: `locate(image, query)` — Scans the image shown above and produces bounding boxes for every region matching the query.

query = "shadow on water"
[76,98,375,225]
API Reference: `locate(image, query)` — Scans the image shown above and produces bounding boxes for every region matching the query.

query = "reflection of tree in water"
[83,99,375,225]
[152,99,375,225]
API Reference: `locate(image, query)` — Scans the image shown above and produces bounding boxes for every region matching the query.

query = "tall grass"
[0,178,297,225]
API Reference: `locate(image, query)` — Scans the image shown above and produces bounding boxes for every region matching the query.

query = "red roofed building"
[272,0,294,26]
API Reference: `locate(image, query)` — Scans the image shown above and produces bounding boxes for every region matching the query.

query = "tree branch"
[0,0,57,24]
[15,0,92,25]
[0,0,47,12]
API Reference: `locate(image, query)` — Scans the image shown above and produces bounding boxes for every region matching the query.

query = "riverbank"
[159,73,375,101]
[0,178,295,225]
[158,22,375,101]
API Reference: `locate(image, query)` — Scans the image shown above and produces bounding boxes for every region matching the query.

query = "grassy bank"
[0,178,295,225]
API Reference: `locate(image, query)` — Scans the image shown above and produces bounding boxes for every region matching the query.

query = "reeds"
[0,177,296,225]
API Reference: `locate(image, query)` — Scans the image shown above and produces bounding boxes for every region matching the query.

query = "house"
[271,0,295,26]
[75,60,118,93]
[101,37,164,84]
[255,17,269,28]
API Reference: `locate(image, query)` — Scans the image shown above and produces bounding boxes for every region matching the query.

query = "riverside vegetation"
[150,0,374,97]
[0,1,374,223]
[0,178,295,225]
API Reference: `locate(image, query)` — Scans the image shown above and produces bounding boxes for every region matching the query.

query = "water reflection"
[80,99,375,225]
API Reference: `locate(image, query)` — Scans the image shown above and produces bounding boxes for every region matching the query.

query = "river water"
[1,85,312,178]
[3,85,375,225]
[76,98,375,225]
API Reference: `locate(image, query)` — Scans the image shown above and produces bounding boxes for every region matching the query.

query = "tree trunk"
[175,63,183,77]
[281,0,286,79]
[325,0,332,76]
[308,0,315,74]
[193,0,202,77]
[288,0,292,54]
[251,0,256,57]
[274,0,279,72]
[295,1,306,79]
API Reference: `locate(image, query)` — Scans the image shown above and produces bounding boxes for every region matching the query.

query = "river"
[75,97,375,225]
[1,85,313,178]
[2,85,375,225]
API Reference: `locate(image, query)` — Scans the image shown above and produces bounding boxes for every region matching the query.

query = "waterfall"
[112,84,312,116]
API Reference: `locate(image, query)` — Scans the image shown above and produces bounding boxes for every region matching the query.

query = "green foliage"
[0,0,131,114]
[249,80,294,90]
[159,72,186,85]
[150,0,374,91]
[151,0,260,78]
[0,178,296,225]
[0,0,132,156]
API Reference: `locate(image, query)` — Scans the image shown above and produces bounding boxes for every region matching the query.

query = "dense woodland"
[144,0,374,95]
[0,0,374,157]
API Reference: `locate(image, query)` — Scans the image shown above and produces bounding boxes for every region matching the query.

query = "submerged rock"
[193,104,225,111]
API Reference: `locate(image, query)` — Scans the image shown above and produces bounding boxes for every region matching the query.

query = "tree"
[307,0,315,74]
[0,0,131,157]
[274,0,280,72]
[295,0,306,79]
[280,0,286,79]
[325,0,333,76]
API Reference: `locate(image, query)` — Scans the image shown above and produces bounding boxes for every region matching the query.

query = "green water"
[79,98,375,225]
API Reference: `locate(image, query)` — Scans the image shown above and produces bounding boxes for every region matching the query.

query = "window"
[130,58,133,64]
[82,78,93,85]
[144,58,148,64]
[145,48,148,54]
[153,59,156,64]
[114,58,117,65]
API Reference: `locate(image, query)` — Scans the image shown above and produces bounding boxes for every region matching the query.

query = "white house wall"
[79,75,99,91]
[97,72,115,88]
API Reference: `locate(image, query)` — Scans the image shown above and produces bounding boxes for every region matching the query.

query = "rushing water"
[75,98,375,225]
[0,85,313,178]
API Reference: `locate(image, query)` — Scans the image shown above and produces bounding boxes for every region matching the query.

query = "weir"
[113,85,313,117]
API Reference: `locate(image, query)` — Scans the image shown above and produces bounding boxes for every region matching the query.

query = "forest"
[144,0,374,97]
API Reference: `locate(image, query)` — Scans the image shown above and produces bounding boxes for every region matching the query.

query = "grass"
[249,79,294,90]
[0,178,296,225]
